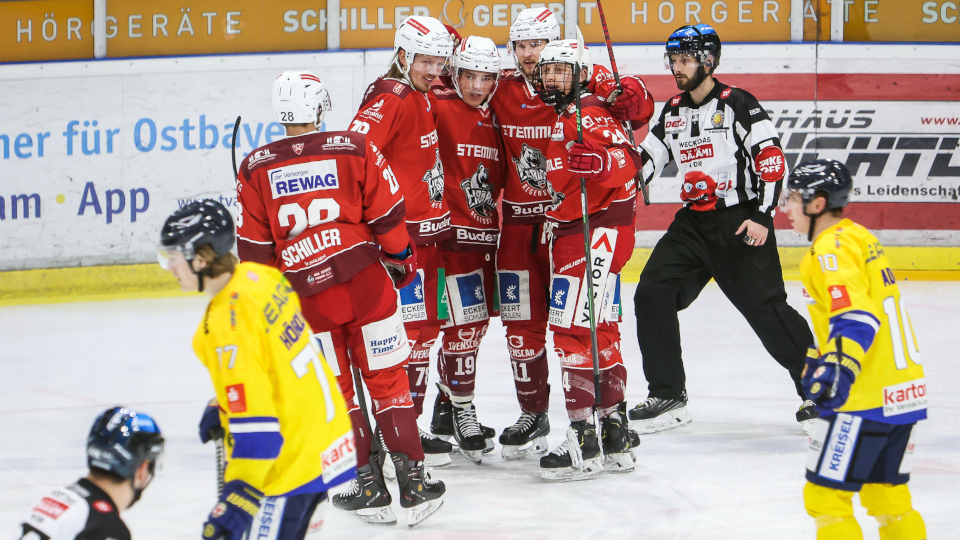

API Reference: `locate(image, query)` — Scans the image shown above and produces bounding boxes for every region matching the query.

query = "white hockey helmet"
[272,71,332,128]
[451,36,502,103]
[532,39,593,111]
[394,16,455,65]
[507,7,562,70]
[537,39,593,78]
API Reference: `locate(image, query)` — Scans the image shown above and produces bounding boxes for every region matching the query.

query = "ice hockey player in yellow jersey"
[781,159,926,540]
[158,200,356,540]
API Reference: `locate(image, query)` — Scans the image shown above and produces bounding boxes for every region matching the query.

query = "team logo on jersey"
[721,88,732,98]
[711,111,725,128]
[268,160,339,199]
[671,96,681,106]
[292,143,304,155]
[461,163,496,221]
[513,144,548,192]
[544,178,566,209]
[92,500,113,513]
[422,149,445,203]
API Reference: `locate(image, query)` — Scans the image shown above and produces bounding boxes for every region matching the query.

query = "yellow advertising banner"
[1,0,957,63]
[1,1,94,62]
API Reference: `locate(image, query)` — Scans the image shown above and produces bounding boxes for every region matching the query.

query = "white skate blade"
[458,447,484,464]
[483,437,495,454]
[424,453,452,468]
[604,452,636,474]
[355,505,397,526]
[501,436,549,461]
[631,406,692,434]
[540,457,604,482]
[406,498,443,529]
[800,418,815,435]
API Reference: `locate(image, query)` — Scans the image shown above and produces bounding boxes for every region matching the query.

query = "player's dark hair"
[195,244,239,278]
[88,467,129,484]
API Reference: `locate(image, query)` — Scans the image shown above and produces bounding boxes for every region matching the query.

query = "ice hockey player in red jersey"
[532,40,643,481]
[236,71,444,527]
[489,7,654,462]
[350,15,457,466]
[425,35,505,464]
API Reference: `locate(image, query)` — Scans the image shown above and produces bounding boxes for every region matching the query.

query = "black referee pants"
[633,203,811,401]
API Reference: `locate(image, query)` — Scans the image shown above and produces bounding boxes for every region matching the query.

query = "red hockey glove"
[382,243,418,289]
[567,141,613,182]
[608,77,646,122]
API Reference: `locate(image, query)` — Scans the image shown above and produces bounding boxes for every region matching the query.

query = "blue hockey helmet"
[87,407,165,480]
[786,159,853,210]
[665,24,721,69]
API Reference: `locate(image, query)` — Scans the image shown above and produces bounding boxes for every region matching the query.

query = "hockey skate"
[429,388,495,453]
[601,405,638,473]
[499,410,550,461]
[797,400,819,435]
[451,401,487,464]
[376,427,451,481]
[331,461,397,526]
[627,394,692,434]
[391,452,445,528]
[540,420,604,482]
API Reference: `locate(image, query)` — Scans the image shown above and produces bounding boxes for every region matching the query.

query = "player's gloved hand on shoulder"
[199,399,223,444]
[803,351,861,410]
[382,243,418,289]
[202,480,263,540]
[608,77,646,121]
[566,141,613,182]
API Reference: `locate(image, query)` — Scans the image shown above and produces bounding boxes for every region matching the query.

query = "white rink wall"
[0,43,958,271]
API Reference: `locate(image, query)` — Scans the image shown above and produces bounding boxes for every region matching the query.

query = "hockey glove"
[202,480,263,540]
[803,351,861,410]
[199,399,223,444]
[608,77,646,122]
[567,141,613,183]
[382,243,418,289]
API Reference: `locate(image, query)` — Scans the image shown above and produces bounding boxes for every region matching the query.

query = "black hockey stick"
[573,28,603,412]
[231,116,241,178]
[596,0,650,207]
[205,425,226,498]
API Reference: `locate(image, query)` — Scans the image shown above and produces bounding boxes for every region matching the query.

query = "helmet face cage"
[532,40,591,110]
[87,407,165,480]
[451,36,502,104]
[507,7,561,71]
[272,71,333,128]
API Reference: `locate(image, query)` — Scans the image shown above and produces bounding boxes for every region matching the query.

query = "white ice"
[1,281,958,539]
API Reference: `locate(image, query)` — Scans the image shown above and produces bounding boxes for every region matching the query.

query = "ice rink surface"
[1,281,957,539]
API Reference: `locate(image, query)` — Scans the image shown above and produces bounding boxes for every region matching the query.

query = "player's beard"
[675,65,709,91]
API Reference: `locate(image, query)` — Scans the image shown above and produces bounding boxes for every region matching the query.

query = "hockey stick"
[573,28,603,413]
[828,336,842,399]
[208,426,226,498]
[595,0,650,207]
[231,116,241,178]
